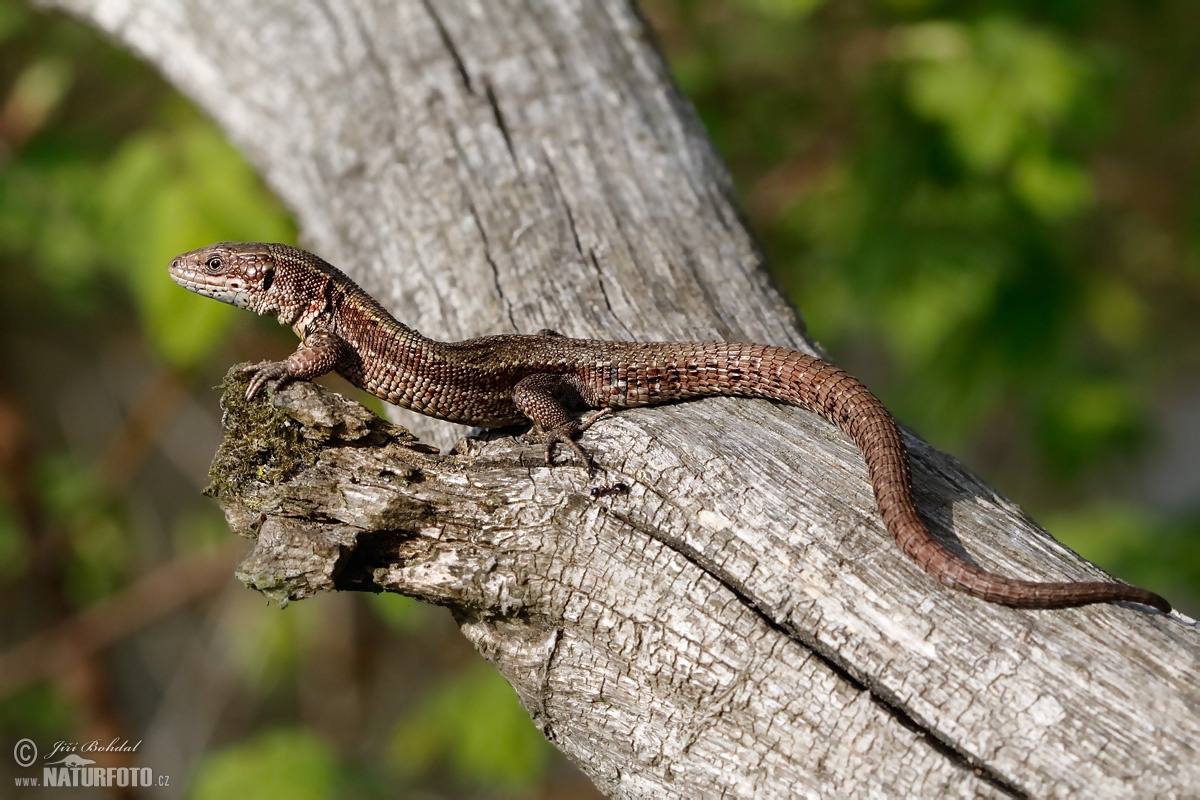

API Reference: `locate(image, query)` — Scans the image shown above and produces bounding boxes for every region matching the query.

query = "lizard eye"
[204,256,224,272]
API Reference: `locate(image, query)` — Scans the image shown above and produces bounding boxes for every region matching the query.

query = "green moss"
[204,368,323,504]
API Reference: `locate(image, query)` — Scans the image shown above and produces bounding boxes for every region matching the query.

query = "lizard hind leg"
[512,373,612,475]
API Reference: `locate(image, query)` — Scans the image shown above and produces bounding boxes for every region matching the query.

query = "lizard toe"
[539,429,596,475]
[243,361,288,400]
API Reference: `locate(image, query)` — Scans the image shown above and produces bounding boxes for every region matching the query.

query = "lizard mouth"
[169,259,253,309]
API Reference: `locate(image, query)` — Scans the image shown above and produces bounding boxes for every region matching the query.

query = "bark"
[43,0,1200,797]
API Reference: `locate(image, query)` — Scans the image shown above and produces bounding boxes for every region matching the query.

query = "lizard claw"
[530,409,614,475]
[576,407,614,433]
[541,431,596,476]
[240,360,290,400]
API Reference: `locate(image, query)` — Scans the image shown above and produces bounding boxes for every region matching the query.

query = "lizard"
[169,241,1172,613]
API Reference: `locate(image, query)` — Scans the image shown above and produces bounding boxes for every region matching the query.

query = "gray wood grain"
[43,0,1200,797]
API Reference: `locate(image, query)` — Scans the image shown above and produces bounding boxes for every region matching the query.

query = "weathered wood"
[44,0,1200,797]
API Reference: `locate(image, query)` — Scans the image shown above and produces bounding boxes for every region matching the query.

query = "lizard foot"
[238,331,350,400]
[525,410,614,476]
[239,360,292,400]
[540,430,595,476]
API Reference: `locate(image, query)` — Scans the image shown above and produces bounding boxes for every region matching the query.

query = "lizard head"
[169,242,279,314]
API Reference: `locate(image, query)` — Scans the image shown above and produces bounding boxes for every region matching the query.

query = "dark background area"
[1,0,1196,796]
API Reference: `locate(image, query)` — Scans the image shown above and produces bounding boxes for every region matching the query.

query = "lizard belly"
[347,366,525,428]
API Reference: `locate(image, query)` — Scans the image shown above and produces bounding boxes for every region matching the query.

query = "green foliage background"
[0,0,1196,796]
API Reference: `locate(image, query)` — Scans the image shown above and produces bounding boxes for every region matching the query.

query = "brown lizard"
[169,241,1171,613]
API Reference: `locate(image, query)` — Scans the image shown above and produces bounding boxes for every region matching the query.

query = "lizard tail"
[853,400,1172,612]
[680,343,1172,612]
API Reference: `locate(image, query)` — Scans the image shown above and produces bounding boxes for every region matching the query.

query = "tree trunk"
[44,0,1199,797]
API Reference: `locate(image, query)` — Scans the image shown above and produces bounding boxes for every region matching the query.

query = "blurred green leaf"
[390,662,550,791]
[1084,277,1146,350]
[0,2,33,42]
[0,498,29,582]
[1034,376,1145,474]
[226,596,307,688]
[366,592,429,634]
[735,0,826,19]
[5,56,72,130]
[1045,504,1200,611]
[1011,151,1091,219]
[38,454,130,604]
[190,729,340,800]
[0,685,74,745]
[895,14,1097,223]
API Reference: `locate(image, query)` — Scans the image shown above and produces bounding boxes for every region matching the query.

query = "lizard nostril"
[170,258,180,271]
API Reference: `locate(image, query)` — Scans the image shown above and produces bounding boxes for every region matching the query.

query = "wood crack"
[600,502,1027,798]
[484,79,518,168]
[467,200,520,333]
[420,0,475,95]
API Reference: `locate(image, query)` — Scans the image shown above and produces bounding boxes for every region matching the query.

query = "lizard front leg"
[241,329,353,399]
[512,373,613,474]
